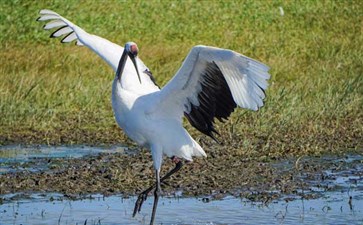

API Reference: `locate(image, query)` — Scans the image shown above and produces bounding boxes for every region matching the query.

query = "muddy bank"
[1,115,362,157]
[0,145,362,201]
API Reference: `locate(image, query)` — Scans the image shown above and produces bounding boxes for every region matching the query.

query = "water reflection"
[0,145,126,173]
[0,191,362,225]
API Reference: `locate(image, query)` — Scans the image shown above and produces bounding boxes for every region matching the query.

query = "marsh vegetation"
[1,1,361,156]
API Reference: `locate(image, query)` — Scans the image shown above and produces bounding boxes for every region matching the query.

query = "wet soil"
[1,115,362,201]
[0,144,362,202]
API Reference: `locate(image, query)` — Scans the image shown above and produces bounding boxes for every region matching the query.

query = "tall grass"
[0,1,362,156]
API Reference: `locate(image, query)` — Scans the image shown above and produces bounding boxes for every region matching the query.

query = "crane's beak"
[116,50,142,84]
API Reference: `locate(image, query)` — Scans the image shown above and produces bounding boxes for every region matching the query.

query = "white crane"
[38,9,271,225]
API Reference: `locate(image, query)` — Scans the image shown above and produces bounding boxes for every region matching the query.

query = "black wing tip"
[143,69,159,88]
[208,132,222,145]
[185,60,236,142]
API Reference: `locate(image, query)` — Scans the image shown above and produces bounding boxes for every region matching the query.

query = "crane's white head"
[116,42,141,84]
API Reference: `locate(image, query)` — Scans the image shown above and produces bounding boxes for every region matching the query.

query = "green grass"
[0,1,362,157]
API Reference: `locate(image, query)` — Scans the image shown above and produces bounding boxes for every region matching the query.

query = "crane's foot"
[133,189,150,216]
[132,157,184,217]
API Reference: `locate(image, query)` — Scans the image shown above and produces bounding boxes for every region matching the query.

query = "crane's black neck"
[116,50,128,83]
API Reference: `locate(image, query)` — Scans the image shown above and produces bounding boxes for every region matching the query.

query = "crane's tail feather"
[37,9,84,46]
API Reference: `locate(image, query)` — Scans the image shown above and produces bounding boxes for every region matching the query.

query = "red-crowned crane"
[38,9,271,225]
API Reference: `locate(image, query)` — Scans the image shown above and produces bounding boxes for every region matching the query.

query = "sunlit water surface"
[0,146,362,224]
[1,190,362,225]
[0,145,127,173]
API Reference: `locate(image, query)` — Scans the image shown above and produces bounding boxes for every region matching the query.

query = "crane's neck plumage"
[116,50,128,83]
[115,59,159,96]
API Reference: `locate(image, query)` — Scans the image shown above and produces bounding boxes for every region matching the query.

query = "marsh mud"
[0,145,362,200]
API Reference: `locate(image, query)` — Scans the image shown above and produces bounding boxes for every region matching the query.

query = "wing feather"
[61,32,77,43]
[38,9,122,69]
[50,26,73,38]
[38,9,159,92]
[43,20,67,30]
[146,45,270,140]
[37,14,60,21]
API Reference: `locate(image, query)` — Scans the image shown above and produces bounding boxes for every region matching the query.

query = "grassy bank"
[1,1,362,158]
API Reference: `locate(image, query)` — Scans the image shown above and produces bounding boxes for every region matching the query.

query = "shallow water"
[0,146,362,224]
[0,191,362,225]
[0,145,126,173]
[272,154,363,192]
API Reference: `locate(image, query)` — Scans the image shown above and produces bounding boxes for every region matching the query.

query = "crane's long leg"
[150,169,161,225]
[133,159,183,217]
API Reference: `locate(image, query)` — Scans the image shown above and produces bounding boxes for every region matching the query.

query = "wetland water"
[0,191,362,225]
[0,145,127,173]
[0,145,362,224]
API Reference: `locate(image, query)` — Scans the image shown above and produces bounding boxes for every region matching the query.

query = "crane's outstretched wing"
[146,45,270,141]
[37,9,158,89]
